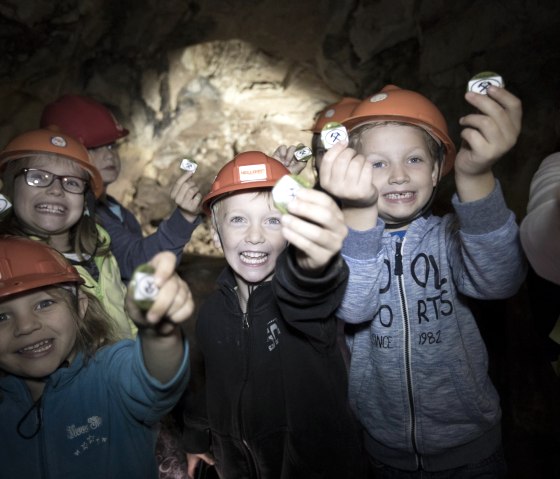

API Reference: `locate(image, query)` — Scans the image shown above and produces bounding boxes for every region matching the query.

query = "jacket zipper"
[395,240,421,469]
[39,398,48,479]
[236,290,260,478]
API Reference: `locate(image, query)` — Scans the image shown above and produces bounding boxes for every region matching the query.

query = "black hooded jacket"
[183,248,364,479]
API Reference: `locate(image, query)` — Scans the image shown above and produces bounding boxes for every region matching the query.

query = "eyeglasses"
[17,168,89,194]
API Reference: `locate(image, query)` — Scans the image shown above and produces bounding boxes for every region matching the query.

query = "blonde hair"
[349,121,440,163]
[0,157,110,260]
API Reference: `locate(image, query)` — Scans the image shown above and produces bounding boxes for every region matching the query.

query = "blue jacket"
[97,195,200,283]
[337,183,527,471]
[0,338,190,479]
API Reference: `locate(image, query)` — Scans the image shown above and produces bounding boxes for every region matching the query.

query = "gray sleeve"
[337,222,386,324]
[450,181,527,298]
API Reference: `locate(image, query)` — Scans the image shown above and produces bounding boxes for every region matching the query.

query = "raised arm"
[319,141,379,231]
[100,172,202,282]
[126,251,194,383]
[280,187,347,274]
[454,86,522,202]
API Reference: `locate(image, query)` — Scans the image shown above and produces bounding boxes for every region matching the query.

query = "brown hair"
[49,286,119,361]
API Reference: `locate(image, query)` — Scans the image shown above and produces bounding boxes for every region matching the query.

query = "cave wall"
[1,0,560,253]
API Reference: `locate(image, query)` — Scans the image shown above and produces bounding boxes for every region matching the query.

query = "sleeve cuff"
[452,181,511,234]
[341,219,384,260]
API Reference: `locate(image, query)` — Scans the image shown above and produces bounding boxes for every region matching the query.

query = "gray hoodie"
[337,182,527,472]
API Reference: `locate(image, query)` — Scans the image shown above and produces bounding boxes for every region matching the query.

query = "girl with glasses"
[0,128,136,339]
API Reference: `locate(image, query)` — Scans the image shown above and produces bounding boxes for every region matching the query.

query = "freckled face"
[360,124,438,225]
[213,192,286,285]
[13,156,87,239]
[0,288,81,380]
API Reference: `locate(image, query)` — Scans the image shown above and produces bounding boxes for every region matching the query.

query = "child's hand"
[319,141,378,208]
[319,141,379,230]
[456,86,522,177]
[171,171,203,223]
[272,144,307,175]
[127,251,194,336]
[186,452,215,479]
[281,187,348,273]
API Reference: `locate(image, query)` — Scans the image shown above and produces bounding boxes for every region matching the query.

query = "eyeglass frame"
[15,168,90,195]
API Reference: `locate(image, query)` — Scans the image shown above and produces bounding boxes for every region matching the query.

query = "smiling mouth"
[36,203,66,214]
[384,192,415,200]
[18,339,53,355]
[240,252,268,265]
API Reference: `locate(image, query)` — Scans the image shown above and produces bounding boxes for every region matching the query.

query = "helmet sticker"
[50,136,67,148]
[239,163,268,182]
[324,108,335,118]
[369,93,388,103]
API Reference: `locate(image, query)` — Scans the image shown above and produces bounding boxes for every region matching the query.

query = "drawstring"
[15,360,69,439]
[17,396,43,439]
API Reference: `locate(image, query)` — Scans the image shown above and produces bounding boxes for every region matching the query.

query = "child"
[41,94,202,283]
[520,152,560,374]
[319,85,526,477]
[0,128,133,338]
[520,152,560,285]
[0,235,192,478]
[182,152,365,478]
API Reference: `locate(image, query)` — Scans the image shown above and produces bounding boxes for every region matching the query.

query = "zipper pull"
[242,312,249,329]
[394,241,403,276]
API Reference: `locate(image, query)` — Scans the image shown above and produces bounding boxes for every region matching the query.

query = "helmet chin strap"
[383,146,445,231]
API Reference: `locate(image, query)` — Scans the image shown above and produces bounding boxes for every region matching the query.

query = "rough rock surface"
[1,0,560,254]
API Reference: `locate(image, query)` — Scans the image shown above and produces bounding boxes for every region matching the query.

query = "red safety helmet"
[40,94,129,149]
[311,97,361,133]
[0,235,83,300]
[202,151,289,215]
[0,128,104,198]
[343,85,456,176]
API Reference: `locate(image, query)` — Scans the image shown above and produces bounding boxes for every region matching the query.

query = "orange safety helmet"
[0,235,83,300]
[202,151,289,215]
[0,128,104,198]
[40,94,129,149]
[343,85,457,176]
[311,97,361,133]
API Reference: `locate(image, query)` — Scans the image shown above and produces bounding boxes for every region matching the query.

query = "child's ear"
[211,225,223,251]
[77,290,89,319]
[432,160,440,186]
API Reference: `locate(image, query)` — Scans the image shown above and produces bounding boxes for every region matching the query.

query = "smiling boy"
[319,85,527,477]
[182,151,365,479]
